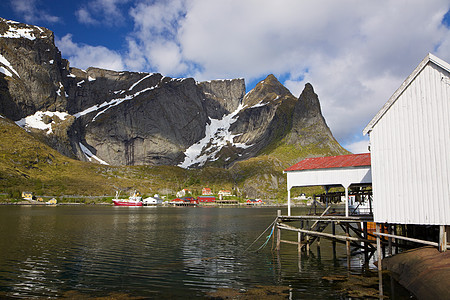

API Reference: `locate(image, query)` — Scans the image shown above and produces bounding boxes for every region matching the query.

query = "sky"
[1,0,450,154]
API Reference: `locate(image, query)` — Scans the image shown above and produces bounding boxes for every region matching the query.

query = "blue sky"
[1,0,450,153]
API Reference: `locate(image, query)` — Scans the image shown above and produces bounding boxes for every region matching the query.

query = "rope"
[253,224,275,252]
[244,218,277,252]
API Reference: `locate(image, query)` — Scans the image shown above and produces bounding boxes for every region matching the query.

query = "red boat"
[113,191,143,206]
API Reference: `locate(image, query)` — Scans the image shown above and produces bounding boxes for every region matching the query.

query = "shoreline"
[0,201,311,208]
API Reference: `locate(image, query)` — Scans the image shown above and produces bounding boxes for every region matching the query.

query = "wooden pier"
[275,207,377,259]
[274,207,449,261]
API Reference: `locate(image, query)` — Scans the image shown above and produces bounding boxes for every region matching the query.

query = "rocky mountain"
[0,17,348,170]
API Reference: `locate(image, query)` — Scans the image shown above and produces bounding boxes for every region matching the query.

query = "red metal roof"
[284,153,371,172]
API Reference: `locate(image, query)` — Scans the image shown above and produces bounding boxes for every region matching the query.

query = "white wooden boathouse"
[363,53,450,227]
[281,53,449,254]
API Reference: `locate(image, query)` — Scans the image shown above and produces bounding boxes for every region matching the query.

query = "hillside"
[0,17,349,200]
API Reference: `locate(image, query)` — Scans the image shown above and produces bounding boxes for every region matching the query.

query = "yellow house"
[21,192,33,200]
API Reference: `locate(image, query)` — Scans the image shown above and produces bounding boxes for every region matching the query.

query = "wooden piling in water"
[376,223,383,296]
[276,210,281,251]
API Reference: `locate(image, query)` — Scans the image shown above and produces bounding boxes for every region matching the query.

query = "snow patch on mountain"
[74,84,159,121]
[0,53,20,78]
[128,73,153,91]
[0,19,47,40]
[79,142,109,165]
[15,111,69,134]
[178,103,252,168]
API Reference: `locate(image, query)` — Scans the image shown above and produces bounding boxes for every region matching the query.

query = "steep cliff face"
[198,79,245,119]
[0,18,70,119]
[231,75,297,159]
[77,74,210,165]
[287,83,345,153]
[1,17,348,170]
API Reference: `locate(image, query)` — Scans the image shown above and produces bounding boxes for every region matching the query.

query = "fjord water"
[0,206,410,299]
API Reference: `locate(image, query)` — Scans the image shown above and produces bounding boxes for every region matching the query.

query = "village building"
[176,189,191,198]
[218,190,232,197]
[169,197,197,206]
[202,187,212,195]
[21,192,33,200]
[197,196,216,203]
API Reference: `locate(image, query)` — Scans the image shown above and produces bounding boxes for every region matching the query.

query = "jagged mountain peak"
[0,17,53,41]
[1,17,349,170]
[243,74,292,107]
[296,82,323,118]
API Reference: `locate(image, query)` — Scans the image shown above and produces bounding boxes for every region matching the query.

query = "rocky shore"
[382,246,450,300]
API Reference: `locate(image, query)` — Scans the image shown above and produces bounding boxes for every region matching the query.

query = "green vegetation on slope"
[0,117,268,201]
[0,113,348,202]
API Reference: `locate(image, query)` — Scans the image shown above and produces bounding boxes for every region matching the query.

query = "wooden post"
[363,221,369,263]
[376,223,383,296]
[388,225,392,256]
[332,221,336,259]
[439,225,447,252]
[346,223,350,269]
[345,186,349,217]
[394,225,398,254]
[287,188,291,216]
[298,231,302,253]
[276,210,281,251]
[306,220,310,253]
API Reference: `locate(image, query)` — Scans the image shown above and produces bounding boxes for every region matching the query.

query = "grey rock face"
[287,82,343,152]
[81,76,210,165]
[1,17,348,168]
[0,18,69,119]
[230,75,297,159]
[198,79,245,118]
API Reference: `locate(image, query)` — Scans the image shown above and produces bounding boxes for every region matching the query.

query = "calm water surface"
[0,206,412,299]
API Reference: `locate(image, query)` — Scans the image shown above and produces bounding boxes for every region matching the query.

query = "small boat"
[113,191,143,206]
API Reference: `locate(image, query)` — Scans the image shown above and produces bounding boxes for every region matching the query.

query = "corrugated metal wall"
[370,63,450,225]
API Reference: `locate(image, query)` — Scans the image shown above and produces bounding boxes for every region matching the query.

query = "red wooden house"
[197,196,216,203]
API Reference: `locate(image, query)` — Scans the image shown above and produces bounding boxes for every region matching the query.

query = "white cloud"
[58,0,450,149]
[10,0,60,23]
[162,0,449,147]
[76,0,130,26]
[344,137,370,154]
[75,8,97,25]
[56,34,125,71]
[125,0,186,74]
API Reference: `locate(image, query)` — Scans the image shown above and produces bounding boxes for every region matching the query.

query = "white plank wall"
[370,62,450,225]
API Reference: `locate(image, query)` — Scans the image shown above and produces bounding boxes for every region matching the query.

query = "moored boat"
[113,191,143,206]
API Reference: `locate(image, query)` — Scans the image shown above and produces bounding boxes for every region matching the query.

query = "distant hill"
[0,17,349,200]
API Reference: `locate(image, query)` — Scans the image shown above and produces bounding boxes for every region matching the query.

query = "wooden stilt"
[306,220,310,253]
[346,223,350,269]
[439,225,447,252]
[332,221,337,259]
[363,221,369,264]
[276,210,281,251]
[376,223,383,296]
[388,225,392,256]
[394,225,398,254]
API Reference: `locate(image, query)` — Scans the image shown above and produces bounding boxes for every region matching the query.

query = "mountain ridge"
[0,17,350,199]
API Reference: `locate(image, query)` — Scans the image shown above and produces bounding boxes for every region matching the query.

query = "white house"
[143,194,163,205]
[363,53,450,226]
